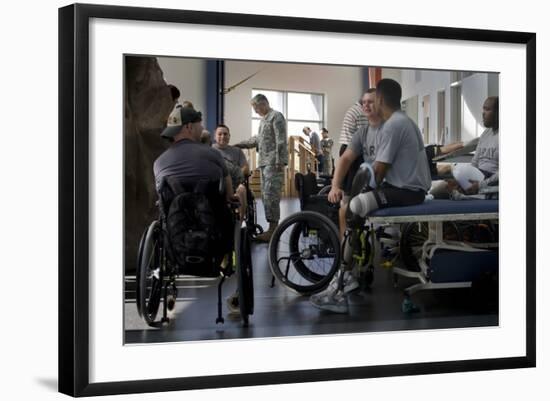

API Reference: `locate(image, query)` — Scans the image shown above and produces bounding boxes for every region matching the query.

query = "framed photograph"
[59,3,536,397]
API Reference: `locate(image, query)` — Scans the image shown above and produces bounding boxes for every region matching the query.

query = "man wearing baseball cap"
[153,106,233,201]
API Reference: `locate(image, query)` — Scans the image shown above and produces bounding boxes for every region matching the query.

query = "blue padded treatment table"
[428,249,498,282]
[367,199,499,224]
[366,199,499,295]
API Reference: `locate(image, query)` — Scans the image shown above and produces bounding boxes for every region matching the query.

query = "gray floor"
[124,198,498,344]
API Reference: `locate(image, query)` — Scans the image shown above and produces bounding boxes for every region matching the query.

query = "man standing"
[303,126,323,174]
[337,91,371,201]
[338,92,370,151]
[235,94,288,242]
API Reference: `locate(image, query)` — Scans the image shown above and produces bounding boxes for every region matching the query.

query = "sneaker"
[226,292,240,315]
[322,270,359,295]
[310,288,349,313]
[309,270,356,312]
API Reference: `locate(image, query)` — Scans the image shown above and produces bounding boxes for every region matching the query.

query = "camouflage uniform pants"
[260,165,284,223]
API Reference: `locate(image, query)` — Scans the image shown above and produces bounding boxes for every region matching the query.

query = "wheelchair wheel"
[269,211,340,294]
[235,225,254,326]
[399,222,461,271]
[135,228,147,317]
[137,220,164,326]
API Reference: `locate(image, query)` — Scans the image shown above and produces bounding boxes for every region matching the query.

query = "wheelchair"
[268,169,397,295]
[135,177,254,327]
[267,172,341,294]
[243,174,264,239]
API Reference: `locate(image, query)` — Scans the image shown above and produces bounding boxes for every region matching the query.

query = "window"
[450,85,462,142]
[450,71,474,87]
[251,89,325,138]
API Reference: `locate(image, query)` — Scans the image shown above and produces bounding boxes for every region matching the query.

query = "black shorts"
[345,183,425,227]
[371,183,426,209]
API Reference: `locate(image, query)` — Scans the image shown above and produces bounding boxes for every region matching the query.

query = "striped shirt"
[338,102,369,145]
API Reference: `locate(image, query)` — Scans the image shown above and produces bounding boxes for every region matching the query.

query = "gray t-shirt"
[348,124,382,164]
[213,144,248,190]
[375,111,431,192]
[212,144,247,168]
[153,139,228,192]
[310,131,321,154]
[471,128,499,175]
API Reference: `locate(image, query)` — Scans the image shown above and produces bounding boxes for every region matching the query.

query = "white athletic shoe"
[310,287,349,313]
[325,270,359,294]
[309,270,357,313]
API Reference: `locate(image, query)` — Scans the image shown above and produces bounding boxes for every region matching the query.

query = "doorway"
[422,94,430,143]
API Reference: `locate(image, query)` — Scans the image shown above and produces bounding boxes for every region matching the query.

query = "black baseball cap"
[161,106,202,138]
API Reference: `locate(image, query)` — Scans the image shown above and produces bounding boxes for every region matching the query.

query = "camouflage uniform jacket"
[236,109,288,167]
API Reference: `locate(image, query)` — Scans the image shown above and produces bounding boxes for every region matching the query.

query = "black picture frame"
[59,3,536,397]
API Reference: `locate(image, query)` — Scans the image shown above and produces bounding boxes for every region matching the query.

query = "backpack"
[166,191,223,277]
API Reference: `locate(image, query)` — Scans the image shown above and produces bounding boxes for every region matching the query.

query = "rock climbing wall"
[125,56,173,273]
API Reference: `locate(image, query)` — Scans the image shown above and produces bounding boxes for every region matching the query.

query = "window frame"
[251,88,326,137]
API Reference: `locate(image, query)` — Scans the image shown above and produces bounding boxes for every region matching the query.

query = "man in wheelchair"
[154,106,234,202]
[154,106,235,264]
[141,106,252,325]
[310,79,432,313]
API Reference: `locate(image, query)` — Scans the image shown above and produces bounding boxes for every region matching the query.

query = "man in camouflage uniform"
[235,93,288,242]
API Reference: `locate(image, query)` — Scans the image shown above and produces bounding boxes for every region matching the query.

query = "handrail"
[297,142,316,156]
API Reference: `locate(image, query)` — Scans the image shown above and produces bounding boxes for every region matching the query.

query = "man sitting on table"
[328,88,381,240]
[310,79,432,314]
[460,96,499,195]
[430,96,499,199]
